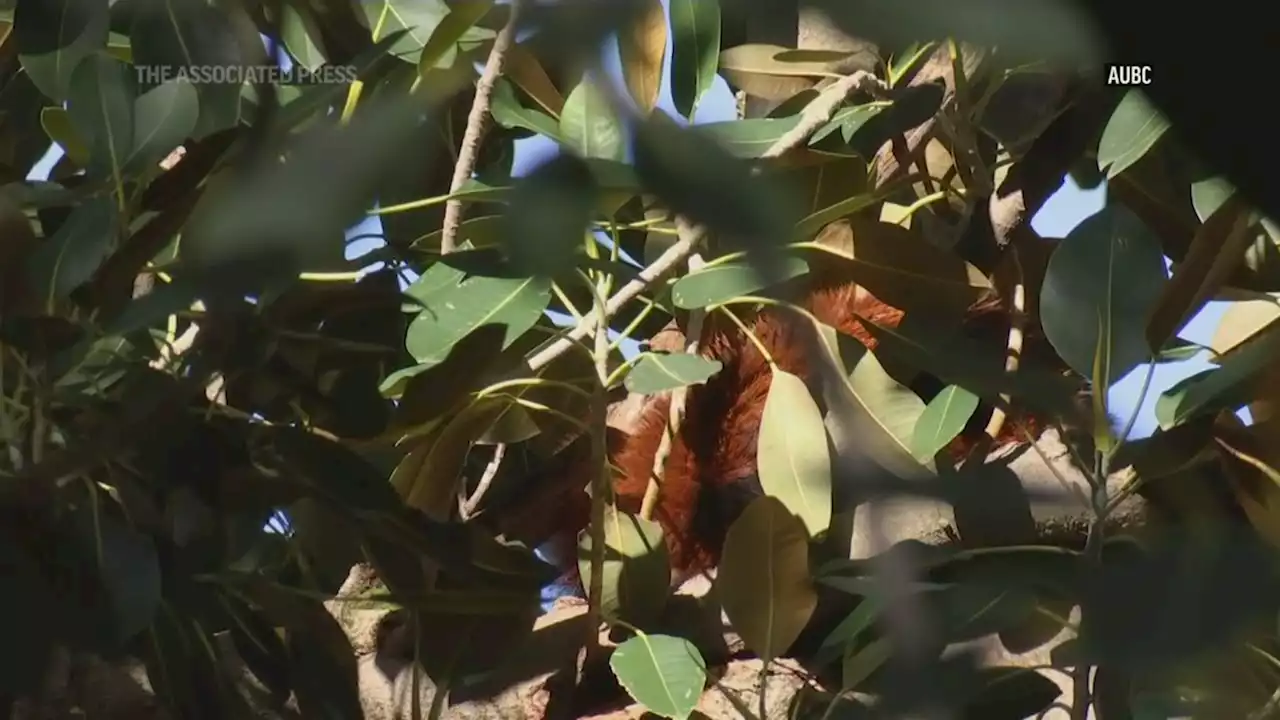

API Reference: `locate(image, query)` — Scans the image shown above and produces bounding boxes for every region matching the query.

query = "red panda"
[522,249,1078,592]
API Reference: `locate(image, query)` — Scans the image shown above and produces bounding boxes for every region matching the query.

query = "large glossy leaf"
[610,632,706,720]
[911,385,980,462]
[417,0,496,72]
[129,0,246,138]
[25,195,119,311]
[280,4,326,70]
[559,79,626,161]
[125,77,198,175]
[404,274,552,365]
[668,0,719,120]
[577,506,670,627]
[757,370,833,536]
[671,257,808,309]
[66,54,136,184]
[40,107,90,165]
[1041,205,1168,384]
[717,495,817,662]
[617,0,666,113]
[817,323,933,481]
[1097,90,1171,180]
[624,352,723,394]
[15,0,110,101]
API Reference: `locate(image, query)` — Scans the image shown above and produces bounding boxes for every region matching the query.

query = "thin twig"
[527,69,884,375]
[439,0,522,254]
[582,276,611,669]
[639,251,705,521]
[760,71,886,160]
[460,443,506,519]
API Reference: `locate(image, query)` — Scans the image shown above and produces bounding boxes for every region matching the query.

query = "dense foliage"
[4,0,1280,718]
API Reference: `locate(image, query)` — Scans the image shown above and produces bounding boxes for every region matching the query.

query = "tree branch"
[439,0,522,254]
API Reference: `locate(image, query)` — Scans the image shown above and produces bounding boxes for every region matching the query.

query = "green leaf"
[634,113,799,253]
[810,102,891,145]
[757,370,833,536]
[405,274,552,364]
[697,117,800,158]
[40,107,90,165]
[25,195,118,311]
[812,596,882,667]
[717,495,817,662]
[1191,176,1236,222]
[387,324,507,429]
[125,77,199,174]
[818,323,932,480]
[183,90,461,284]
[1041,205,1168,384]
[491,79,563,140]
[66,53,136,185]
[610,632,706,720]
[417,0,496,72]
[360,0,462,61]
[911,385,980,462]
[668,0,720,120]
[280,4,326,70]
[129,0,246,138]
[1097,90,1171,180]
[578,506,671,627]
[15,0,110,101]
[671,257,809,309]
[560,79,626,161]
[500,153,598,277]
[625,352,724,394]
[87,512,162,646]
[1154,323,1280,430]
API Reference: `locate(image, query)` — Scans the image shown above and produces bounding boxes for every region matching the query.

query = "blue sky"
[27,7,1242,441]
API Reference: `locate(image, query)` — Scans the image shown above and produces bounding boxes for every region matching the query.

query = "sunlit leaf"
[757,370,833,536]
[611,632,706,720]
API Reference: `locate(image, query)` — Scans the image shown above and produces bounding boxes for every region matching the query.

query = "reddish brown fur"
[540,278,1058,586]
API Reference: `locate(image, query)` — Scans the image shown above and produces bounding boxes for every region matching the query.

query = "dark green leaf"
[500,153,597,276]
[66,53,136,183]
[125,77,199,174]
[25,194,119,311]
[130,0,246,137]
[1041,205,1168,384]
[390,324,507,428]
[15,0,110,101]
[668,0,720,120]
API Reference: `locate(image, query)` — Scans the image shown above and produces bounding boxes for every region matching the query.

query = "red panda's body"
[527,269,1069,589]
